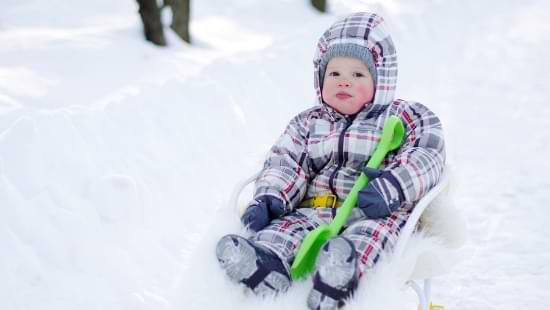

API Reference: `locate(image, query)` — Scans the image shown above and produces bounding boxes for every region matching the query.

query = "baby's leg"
[343,212,408,275]
[253,209,331,270]
[307,212,408,309]
[216,209,330,296]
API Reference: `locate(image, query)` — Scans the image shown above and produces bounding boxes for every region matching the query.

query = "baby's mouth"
[336,92,352,99]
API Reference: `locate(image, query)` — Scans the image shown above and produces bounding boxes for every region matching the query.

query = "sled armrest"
[229,171,261,215]
[392,170,450,261]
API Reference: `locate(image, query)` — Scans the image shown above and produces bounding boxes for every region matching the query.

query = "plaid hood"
[313,12,397,117]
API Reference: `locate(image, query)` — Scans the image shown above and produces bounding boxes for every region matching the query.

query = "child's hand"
[357,168,405,219]
[241,196,285,232]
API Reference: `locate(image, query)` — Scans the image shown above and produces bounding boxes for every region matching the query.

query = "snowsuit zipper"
[328,117,354,199]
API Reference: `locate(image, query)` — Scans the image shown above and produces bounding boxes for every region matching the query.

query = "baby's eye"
[328,71,340,77]
[353,72,365,77]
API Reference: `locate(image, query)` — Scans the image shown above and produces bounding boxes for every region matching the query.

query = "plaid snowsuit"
[251,12,446,275]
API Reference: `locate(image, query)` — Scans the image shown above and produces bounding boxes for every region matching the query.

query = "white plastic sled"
[228,167,464,310]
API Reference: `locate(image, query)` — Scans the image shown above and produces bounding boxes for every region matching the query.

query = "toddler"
[216,12,445,309]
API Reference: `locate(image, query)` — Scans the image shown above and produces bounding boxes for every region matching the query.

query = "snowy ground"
[1,0,549,309]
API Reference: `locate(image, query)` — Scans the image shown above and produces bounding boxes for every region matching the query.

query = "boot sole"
[216,234,258,283]
[316,237,357,288]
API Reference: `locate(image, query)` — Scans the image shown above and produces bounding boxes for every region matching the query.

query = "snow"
[1,0,550,309]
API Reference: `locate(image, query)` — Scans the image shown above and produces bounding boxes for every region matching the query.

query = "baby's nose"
[338,80,351,87]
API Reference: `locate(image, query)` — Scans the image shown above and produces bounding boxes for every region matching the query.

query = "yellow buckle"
[311,194,338,208]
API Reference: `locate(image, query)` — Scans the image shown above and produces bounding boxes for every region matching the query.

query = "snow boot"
[307,236,359,309]
[216,234,291,296]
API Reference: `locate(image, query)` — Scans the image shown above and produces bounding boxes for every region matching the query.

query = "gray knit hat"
[319,43,377,89]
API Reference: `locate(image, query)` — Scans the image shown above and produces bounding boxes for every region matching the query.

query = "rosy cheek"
[321,82,334,101]
[356,84,374,101]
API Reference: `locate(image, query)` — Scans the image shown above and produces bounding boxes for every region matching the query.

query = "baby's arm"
[252,113,311,214]
[356,102,445,219]
[241,113,312,231]
[386,102,446,204]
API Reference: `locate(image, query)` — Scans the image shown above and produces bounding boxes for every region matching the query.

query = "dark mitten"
[241,196,286,232]
[357,167,405,219]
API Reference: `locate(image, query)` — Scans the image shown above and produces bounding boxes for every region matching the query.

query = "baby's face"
[322,57,375,115]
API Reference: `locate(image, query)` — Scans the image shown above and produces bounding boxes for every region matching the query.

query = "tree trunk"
[311,0,327,13]
[136,0,166,46]
[168,0,191,43]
